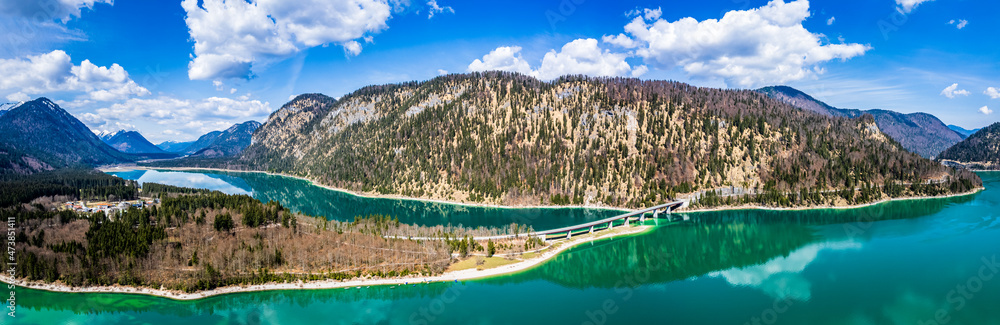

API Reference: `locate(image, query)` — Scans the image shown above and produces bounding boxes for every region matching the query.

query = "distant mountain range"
[188,121,261,158]
[757,86,963,158]
[0,98,133,173]
[938,122,1000,170]
[99,130,168,154]
[947,125,980,139]
[156,140,195,153]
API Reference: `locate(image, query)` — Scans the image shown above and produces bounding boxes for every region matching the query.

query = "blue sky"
[0,0,997,142]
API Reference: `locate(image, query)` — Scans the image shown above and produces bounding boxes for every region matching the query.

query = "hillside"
[222,73,978,209]
[937,122,1000,170]
[189,121,262,158]
[0,98,133,173]
[180,130,223,154]
[758,86,963,158]
[101,130,168,154]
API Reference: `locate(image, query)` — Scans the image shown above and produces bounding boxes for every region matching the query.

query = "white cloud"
[436,69,448,75]
[940,83,970,99]
[230,88,237,94]
[213,80,224,91]
[6,92,29,102]
[980,106,993,115]
[827,16,835,25]
[0,0,112,23]
[603,0,870,88]
[87,96,272,141]
[896,0,934,13]
[468,39,645,80]
[949,19,968,29]
[426,0,453,19]
[181,0,392,80]
[985,87,1000,99]
[467,46,533,75]
[0,50,149,102]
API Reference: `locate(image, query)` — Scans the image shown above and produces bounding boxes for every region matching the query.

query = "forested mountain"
[937,122,1000,170]
[758,86,963,158]
[189,121,262,158]
[156,140,195,153]
[179,130,223,154]
[100,130,168,154]
[948,125,980,139]
[0,98,133,174]
[225,73,977,209]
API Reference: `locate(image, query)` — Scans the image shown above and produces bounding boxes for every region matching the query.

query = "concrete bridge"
[388,200,687,242]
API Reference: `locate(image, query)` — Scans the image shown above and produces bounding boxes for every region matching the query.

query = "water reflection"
[109,169,628,230]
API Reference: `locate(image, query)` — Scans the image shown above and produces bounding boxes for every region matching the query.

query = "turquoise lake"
[6,171,1000,324]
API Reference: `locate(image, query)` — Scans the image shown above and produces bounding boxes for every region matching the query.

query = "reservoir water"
[8,171,1000,324]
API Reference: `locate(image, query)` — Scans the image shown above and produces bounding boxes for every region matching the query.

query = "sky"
[0,0,997,143]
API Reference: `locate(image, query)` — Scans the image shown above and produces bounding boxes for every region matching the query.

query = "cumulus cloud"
[436,69,448,75]
[0,0,112,23]
[602,0,870,88]
[426,0,453,19]
[980,106,993,115]
[985,87,1000,99]
[940,83,970,99]
[827,16,835,25]
[468,39,645,80]
[182,0,392,80]
[467,46,533,75]
[86,96,272,141]
[0,50,149,102]
[896,0,934,13]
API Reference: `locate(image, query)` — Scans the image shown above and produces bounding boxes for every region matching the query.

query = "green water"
[8,172,1000,324]
[107,169,626,231]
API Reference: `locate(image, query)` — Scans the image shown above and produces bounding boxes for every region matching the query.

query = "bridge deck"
[387,201,684,241]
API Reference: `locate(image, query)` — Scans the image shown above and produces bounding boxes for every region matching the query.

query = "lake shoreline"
[101,165,987,214]
[0,224,653,301]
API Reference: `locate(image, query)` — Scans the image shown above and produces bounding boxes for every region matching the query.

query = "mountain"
[757,86,963,158]
[189,121,262,158]
[226,73,977,209]
[947,125,980,139]
[179,130,223,154]
[937,122,1000,170]
[100,130,168,154]
[156,140,195,153]
[0,102,21,117]
[0,98,133,173]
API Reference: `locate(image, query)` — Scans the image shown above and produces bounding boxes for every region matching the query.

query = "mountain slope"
[156,141,195,153]
[232,73,978,209]
[948,125,980,139]
[0,98,133,173]
[180,131,223,154]
[190,121,262,158]
[101,130,168,154]
[757,86,963,158]
[937,122,1000,170]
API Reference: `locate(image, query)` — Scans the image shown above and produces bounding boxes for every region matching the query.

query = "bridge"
[387,200,687,242]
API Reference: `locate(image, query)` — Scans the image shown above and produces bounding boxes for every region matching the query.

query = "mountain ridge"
[757,86,963,158]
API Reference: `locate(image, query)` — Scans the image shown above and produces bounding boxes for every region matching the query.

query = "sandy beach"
[0,224,653,301]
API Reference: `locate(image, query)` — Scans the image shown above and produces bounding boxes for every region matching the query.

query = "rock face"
[758,86,963,158]
[0,98,133,173]
[238,73,978,208]
[189,121,262,158]
[938,122,1000,170]
[101,130,167,154]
